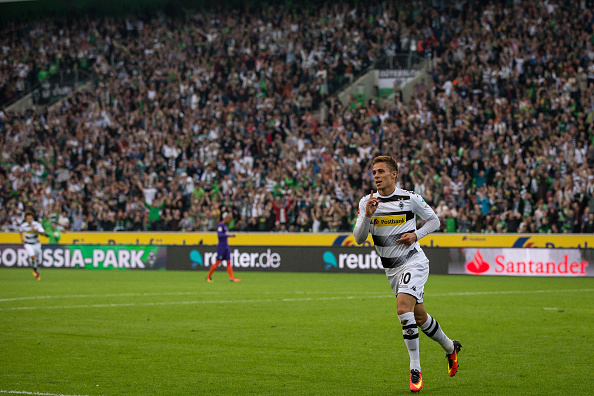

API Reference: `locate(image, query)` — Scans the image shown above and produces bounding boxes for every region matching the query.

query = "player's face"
[372,162,397,194]
[25,214,34,224]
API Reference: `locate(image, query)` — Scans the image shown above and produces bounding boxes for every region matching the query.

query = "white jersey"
[21,221,45,245]
[354,188,440,269]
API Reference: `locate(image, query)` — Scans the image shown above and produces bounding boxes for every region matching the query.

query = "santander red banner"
[449,248,592,277]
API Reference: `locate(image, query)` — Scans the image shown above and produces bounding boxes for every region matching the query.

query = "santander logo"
[466,250,490,274]
[463,249,589,276]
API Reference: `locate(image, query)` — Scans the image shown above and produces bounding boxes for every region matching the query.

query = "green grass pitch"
[1,268,593,395]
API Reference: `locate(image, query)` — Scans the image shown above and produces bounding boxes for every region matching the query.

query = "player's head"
[223,213,232,225]
[24,211,34,223]
[372,156,398,193]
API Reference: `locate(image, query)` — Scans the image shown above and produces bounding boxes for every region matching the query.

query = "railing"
[375,52,429,71]
[31,68,95,106]
[328,52,428,103]
[1,66,96,111]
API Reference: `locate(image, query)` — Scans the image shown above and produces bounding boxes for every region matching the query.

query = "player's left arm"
[411,194,440,241]
[36,223,49,238]
[398,194,440,246]
[217,225,234,238]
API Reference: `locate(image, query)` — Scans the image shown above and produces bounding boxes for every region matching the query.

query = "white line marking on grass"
[543,307,559,310]
[0,295,392,310]
[0,290,387,302]
[0,288,593,311]
[0,390,91,396]
[0,291,202,302]
[431,288,594,297]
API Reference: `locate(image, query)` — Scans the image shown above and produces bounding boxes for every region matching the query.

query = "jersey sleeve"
[353,195,371,245]
[410,194,440,240]
[35,222,46,234]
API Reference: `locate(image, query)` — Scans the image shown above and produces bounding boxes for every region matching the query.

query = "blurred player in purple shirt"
[206,213,241,282]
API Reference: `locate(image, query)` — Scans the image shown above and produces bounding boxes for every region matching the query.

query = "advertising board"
[1,232,592,248]
[448,248,593,277]
[0,245,167,270]
[167,246,448,274]
[2,243,590,277]
[168,246,296,272]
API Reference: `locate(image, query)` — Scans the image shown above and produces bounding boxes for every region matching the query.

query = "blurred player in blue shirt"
[206,213,241,282]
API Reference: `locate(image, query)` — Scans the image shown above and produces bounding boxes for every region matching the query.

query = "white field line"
[0,290,389,303]
[0,289,592,312]
[0,291,207,302]
[0,390,91,396]
[0,295,391,310]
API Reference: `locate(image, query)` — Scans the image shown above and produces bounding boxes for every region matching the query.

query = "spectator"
[0,0,593,237]
[144,197,165,232]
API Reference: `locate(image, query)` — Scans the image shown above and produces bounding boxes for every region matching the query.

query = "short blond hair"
[372,155,398,173]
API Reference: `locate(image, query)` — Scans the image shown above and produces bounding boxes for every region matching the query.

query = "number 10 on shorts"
[399,272,411,285]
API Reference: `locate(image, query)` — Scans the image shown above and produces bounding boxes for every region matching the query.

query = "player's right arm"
[353,191,378,245]
[19,222,27,244]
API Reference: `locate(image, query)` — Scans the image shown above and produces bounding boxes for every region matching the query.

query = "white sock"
[398,312,420,371]
[420,313,454,354]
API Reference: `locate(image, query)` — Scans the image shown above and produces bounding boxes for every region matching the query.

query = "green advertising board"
[0,245,167,270]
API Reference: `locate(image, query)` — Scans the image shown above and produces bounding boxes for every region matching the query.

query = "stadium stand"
[0,0,593,234]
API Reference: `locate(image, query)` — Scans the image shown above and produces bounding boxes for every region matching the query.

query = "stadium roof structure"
[0,0,320,23]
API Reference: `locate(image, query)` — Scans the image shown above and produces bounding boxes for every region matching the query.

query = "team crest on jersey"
[399,201,404,209]
[372,215,406,226]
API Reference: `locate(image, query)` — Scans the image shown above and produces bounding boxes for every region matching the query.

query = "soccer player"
[20,211,48,280]
[206,213,241,282]
[353,156,461,392]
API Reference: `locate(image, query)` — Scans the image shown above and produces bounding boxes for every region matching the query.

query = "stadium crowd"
[1,0,594,235]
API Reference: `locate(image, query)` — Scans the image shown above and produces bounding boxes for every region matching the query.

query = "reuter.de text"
[338,251,383,269]
[203,249,281,268]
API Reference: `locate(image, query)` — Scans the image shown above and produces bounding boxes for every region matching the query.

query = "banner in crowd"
[0,245,167,270]
[448,248,593,277]
[378,69,420,97]
[1,233,593,249]
[32,81,75,105]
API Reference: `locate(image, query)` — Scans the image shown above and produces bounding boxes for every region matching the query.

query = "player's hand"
[365,190,379,218]
[397,232,417,247]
